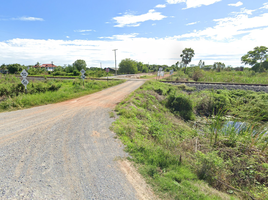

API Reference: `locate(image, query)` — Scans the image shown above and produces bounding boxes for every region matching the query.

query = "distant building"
[33,64,57,71]
[104,67,115,72]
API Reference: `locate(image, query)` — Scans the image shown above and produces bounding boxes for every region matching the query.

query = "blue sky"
[0,0,268,68]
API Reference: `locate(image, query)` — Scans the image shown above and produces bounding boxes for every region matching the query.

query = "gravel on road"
[0,80,152,200]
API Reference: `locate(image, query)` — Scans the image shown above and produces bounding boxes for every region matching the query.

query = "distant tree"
[241,46,268,71]
[64,65,74,73]
[213,62,225,72]
[198,60,205,68]
[251,60,268,72]
[35,62,41,67]
[73,59,87,72]
[180,48,195,73]
[7,64,22,74]
[142,65,148,73]
[118,58,138,74]
[0,64,7,70]
[137,62,144,72]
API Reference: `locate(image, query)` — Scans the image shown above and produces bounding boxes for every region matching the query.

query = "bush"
[192,70,204,81]
[195,91,230,116]
[167,93,195,120]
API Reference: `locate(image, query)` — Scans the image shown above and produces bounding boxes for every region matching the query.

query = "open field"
[0,74,124,112]
[167,69,268,85]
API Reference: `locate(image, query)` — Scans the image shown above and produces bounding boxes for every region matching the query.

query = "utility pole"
[112,49,118,76]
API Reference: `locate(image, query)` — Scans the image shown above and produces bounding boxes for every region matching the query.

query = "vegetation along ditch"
[111,80,268,200]
[0,74,124,112]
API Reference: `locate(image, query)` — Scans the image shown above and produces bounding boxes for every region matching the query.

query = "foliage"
[167,93,195,121]
[72,59,87,72]
[180,48,195,73]
[118,58,138,74]
[241,46,268,66]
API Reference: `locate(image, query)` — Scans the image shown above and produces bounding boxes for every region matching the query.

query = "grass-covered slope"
[112,80,268,200]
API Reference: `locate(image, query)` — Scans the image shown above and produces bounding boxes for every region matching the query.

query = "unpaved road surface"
[0,80,148,200]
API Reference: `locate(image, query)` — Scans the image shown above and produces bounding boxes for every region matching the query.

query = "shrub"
[167,93,195,120]
[192,70,204,81]
[195,91,230,116]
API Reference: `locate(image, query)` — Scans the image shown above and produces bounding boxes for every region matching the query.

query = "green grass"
[112,80,267,199]
[199,70,268,84]
[168,69,268,84]
[0,75,124,112]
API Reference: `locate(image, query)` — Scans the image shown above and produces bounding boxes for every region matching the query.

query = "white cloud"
[231,8,255,15]
[12,17,44,21]
[166,0,185,4]
[166,0,222,9]
[152,23,156,26]
[74,30,94,32]
[175,9,268,40]
[1,25,267,68]
[260,3,268,9]
[228,1,243,7]
[186,21,198,25]
[66,36,70,38]
[99,33,139,40]
[155,4,166,8]
[113,9,167,27]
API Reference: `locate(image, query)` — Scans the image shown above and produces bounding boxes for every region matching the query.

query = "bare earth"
[0,80,156,200]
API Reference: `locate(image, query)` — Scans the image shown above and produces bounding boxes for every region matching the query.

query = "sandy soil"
[0,80,156,200]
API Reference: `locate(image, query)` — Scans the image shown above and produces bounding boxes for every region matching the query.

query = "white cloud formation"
[231,8,255,15]
[12,17,44,21]
[166,0,222,9]
[1,25,267,68]
[155,4,166,8]
[166,0,185,4]
[113,9,167,27]
[186,21,198,25]
[260,3,268,9]
[228,1,243,7]
[74,30,94,32]
[176,9,268,40]
[66,36,70,38]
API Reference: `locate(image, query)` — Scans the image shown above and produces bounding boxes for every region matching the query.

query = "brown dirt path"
[0,80,157,199]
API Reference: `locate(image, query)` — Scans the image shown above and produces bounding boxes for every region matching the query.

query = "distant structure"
[33,64,57,71]
[104,67,115,72]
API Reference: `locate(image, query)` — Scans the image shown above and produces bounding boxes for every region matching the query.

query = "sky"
[0,0,268,68]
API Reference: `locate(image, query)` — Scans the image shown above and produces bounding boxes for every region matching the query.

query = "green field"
[168,69,268,84]
[0,74,124,112]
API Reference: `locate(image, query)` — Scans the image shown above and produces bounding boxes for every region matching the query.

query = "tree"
[213,62,225,72]
[241,46,268,70]
[198,60,205,68]
[137,62,144,72]
[7,64,22,74]
[73,59,87,72]
[118,58,138,74]
[180,48,195,73]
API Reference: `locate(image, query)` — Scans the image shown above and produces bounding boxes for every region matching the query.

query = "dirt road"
[0,80,150,200]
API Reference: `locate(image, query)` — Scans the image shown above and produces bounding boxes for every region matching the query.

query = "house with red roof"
[33,64,57,71]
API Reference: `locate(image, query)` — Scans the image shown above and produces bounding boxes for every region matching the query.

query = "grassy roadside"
[167,69,268,84]
[0,76,124,112]
[111,80,268,200]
